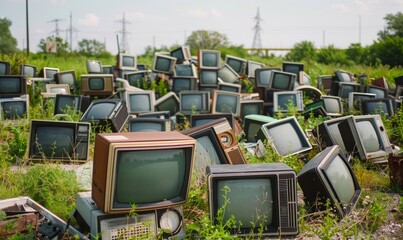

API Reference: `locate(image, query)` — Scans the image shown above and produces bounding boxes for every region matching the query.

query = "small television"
[314,115,351,153]
[198,69,218,88]
[246,60,265,78]
[102,65,114,74]
[331,82,361,99]
[361,98,395,117]
[28,120,91,163]
[268,70,296,91]
[273,91,304,113]
[239,99,264,121]
[45,84,70,94]
[282,61,304,84]
[152,54,176,75]
[173,64,197,77]
[179,90,210,115]
[54,94,91,115]
[317,75,333,95]
[218,64,240,84]
[182,117,246,166]
[80,99,129,133]
[86,60,103,74]
[363,85,388,99]
[243,114,277,143]
[170,46,191,64]
[217,82,241,93]
[320,96,343,117]
[207,163,298,237]
[154,92,180,116]
[225,55,246,75]
[348,92,376,111]
[0,61,11,75]
[20,64,37,78]
[298,145,362,218]
[117,53,137,70]
[260,116,312,157]
[334,70,354,82]
[127,118,172,132]
[171,77,198,95]
[80,74,114,97]
[41,67,59,80]
[124,90,155,115]
[138,110,170,120]
[190,113,234,129]
[197,49,221,69]
[255,68,273,88]
[337,114,393,163]
[0,75,27,98]
[0,96,29,120]
[55,70,76,89]
[211,90,241,117]
[124,70,149,89]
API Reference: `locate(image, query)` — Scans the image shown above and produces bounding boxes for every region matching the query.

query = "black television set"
[197,49,221,69]
[127,118,172,132]
[152,54,176,75]
[331,82,361,99]
[41,67,59,80]
[363,85,388,99]
[117,53,137,71]
[20,64,37,78]
[0,61,11,75]
[28,120,91,163]
[171,77,198,95]
[348,92,376,111]
[255,68,273,88]
[243,114,277,143]
[317,75,333,95]
[0,96,29,120]
[55,70,76,89]
[282,61,304,84]
[320,96,343,117]
[298,145,362,218]
[361,98,395,117]
[124,90,155,115]
[211,90,241,117]
[173,64,197,77]
[245,60,265,78]
[124,70,149,89]
[225,55,247,75]
[80,74,114,97]
[80,99,129,133]
[334,70,354,82]
[218,64,240,84]
[136,64,147,71]
[207,163,298,237]
[54,94,91,115]
[189,113,234,129]
[272,91,304,113]
[217,82,241,93]
[170,46,191,64]
[198,69,218,88]
[268,70,296,91]
[102,65,114,74]
[314,115,351,153]
[239,99,264,121]
[154,92,180,116]
[0,75,27,98]
[86,60,103,74]
[179,90,210,115]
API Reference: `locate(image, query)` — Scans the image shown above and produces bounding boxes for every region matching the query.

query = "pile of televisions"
[0,47,402,239]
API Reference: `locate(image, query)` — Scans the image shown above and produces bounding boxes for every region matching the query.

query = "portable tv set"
[197,49,221,69]
[243,114,277,143]
[127,118,172,132]
[198,69,218,88]
[124,90,155,115]
[259,116,312,157]
[117,53,137,71]
[217,81,241,93]
[45,84,70,94]
[273,91,304,113]
[170,46,191,64]
[363,85,388,99]
[334,69,354,82]
[337,114,393,163]
[54,94,91,115]
[320,96,343,116]
[124,70,149,89]
[317,75,333,94]
[179,90,210,115]
[189,113,234,128]
[314,115,351,153]
[239,99,264,121]
[80,74,114,97]
[348,92,376,111]
[0,75,27,98]
[55,70,76,89]
[218,64,240,84]
[182,117,246,165]
[41,67,59,80]
[174,64,197,77]
[255,68,273,88]
[225,55,247,75]
[211,90,241,117]
[28,120,91,163]
[102,65,114,74]
[86,60,103,74]
[0,61,11,75]
[298,145,361,218]
[20,64,37,78]
[246,60,265,78]
[282,61,304,84]
[154,92,180,116]
[80,99,129,133]
[207,163,298,237]
[361,98,395,117]
[0,96,29,120]
[268,70,296,91]
[171,77,198,95]
[331,82,361,99]
[152,54,176,75]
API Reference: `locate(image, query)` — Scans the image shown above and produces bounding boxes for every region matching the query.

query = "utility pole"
[116,12,131,53]
[358,15,362,45]
[252,7,263,55]
[48,18,65,38]
[25,0,29,56]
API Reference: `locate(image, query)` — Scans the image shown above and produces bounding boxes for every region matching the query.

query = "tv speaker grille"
[279,176,298,229]
[109,222,152,240]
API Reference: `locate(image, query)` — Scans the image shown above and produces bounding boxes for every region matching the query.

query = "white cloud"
[330,3,351,12]
[78,13,100,26]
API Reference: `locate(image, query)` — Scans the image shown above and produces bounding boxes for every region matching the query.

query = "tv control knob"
[159,208,182,236]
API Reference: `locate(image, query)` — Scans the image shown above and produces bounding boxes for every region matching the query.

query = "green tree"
[0,18,18,54]
[378,12,403,39]
[317,45,352,66]
[38,36,69,54]
[186,30,229,51]
[78,38,112,58]
[346,43,371,65]
[369,36,403,67]
[285,41,317,62]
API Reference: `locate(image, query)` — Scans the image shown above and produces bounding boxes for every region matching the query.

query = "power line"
[115,12,131,53]
[252,7,263,52]
[47,18,65,38]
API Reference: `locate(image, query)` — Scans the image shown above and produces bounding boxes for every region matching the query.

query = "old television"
[243,114,277,143]
[273,91,304,113]
[260,116,312,157]
[320,96,343,116]
[218,64,240,84]
[246,60,265,78]
[282,61,304,84]
[54,94,91,115]
[80,99,129,133]
[124,90,155,115]
[124,70,149,89]
[361,98,394,117]
[211,90,241,117]
[55,70,76,89]
[331,82,361,99]
[334,70,354,82]
[337,114,393,163]
[190,113,234,128]
[268,70,296,91]
[182,117,246,166]
[117,53,137,71]
[0,61,11,75]
[348,92,376,111]
[297,71,311,87]
[45,84,70,95]
[174,64,197,77]
[127,118,171,132]
[207,163,298,237]
[363,85,388,99]
[170,46,191,64]
[28,120,90,163]
[102,65,114,74]
[171,77,198,95]
[152,54,176,75]
[80,74,114,97]
[154,92,180,116]
[225,55,247,75]
[20,64,37,77]
[197,49,221,69]
[314,115,351,153]
[255,68,273,88]
[298,145,362,218]
[138,110,170,120]
[0,75,27,98]
[41,67,59,80]
[179,90,210,115]
[317,75,333,94]
[86,60,103,74]
[239,99,264,121]
[199,69,218,88]
[0,96,29,120]
[217,82,241,93]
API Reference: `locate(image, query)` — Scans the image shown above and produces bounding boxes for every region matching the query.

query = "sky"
[1,0,402,55]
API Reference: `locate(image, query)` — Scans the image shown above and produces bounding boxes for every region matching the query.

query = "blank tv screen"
[23,66,35,77]
[257,70,271,86]
[156,57,171,72]
[266,123,304,155]
[284,65,301,74]
[60,73,75,86]
[201,71,217,84]
[57,96,79,113]
[123,56,135,67]
[128,73,144,87]
[49,87,68,94]
[196,136,221,165]
[356,120,381,153]
[242,104,260,117]
[182,94,202,111]
[340,72,351,82]
[89,77,105,90]
[272,73,291,89]
[277,94,297,110]
[2,101,26,119]
[216,94,238,114]
[325,155,356,203]
[202,52,218,67]
[227,59,242,73]
[0,77,21,94]
[175,65,193,76]
[156,97,179,115]
[174,79,190,91]
[86,102,115,119]
[323,98,341,113]
[129,94,151,112]
[340,85,355,98]
[0,64,7,75]
[368,87,386,98]
[45,70,58,79]
[34,126,74,157]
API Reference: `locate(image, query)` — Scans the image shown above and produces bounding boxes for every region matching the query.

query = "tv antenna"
[47,18,65,38]
[115,12,131,53]
[251,7,263,52]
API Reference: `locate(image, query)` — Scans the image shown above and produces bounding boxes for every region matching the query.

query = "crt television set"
[55,70,76,89]
[0,75,27,98]
[282,61,304,84]
[255,68,273,88]
[298,145,361,218]
[54,94,91,115]
[218,64,240,84]
[320,96,343,117]
[207,163,298,237]
[198,69,218,88]
[80,74,114,97]
[363,85,389,99]
[124,90,155,115]
[348,92,376,111]
[154,92,180,116]
[246,60,265,78]
[197,49,221,69]
[361,98,395,118]
[28,120,91,163]
[317,75,333,95]
[124,70,149,89]
[243,114,277,143]
[170,46,191,64]
[173,64,197,77]
[217,81,242,93]
[86,60,103,74]
[152,54,176,75]
[272,91,304,113]
[171,77,198,95]
[20,64,37,78]
[211,90,241,117]
[334,70,354,82]
[268,70,296,91]
[225,55,247,75]
[127,118,172,132]
[0,96,29,120]
[0,61,11,75]
[239,99,264,121]
[331,82,361,99]
[41,67,59,80]
[179,90,210,115]
[117,53,137,71]
[314,115,351,153]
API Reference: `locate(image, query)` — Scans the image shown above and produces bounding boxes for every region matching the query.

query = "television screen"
[55,70,76,88]
[0,61,11,75]
[273,91,304,113]
[125,71,148,89]
[20,64,37,78]
[54,94,91,115]
[174,64,197,77]
[334,70,354,82]
[364,85,388,98]
[332,82,361,99]
[28,120,90,162]
[225,55,246,74]
[198,49,221,69]
[218,64,240,83]
[211,90,241,117]
[0,75,27,97]
[117,53,137,70]
[246,60,265,78]
[42,67,59,80]
[125,90,155,115]
[128,118,171,132]
[217,82,241,93]
[298,145,361,218]
[321,96,343,116]
[172,77,198,94]
[255,68,273,87]
[269,71,296,91]
[317,75,333,94]
[170,46,191,64]
[179,90,210,115]
[361,98,394,117]
[152,54,176,74]
[243,114,277,143]
[154,92,180,116]
[102,65,114,74]
[199,69,218,87]
[282,62,304,84]
[239,100,263,121]
[348,92,376,111]
[207,163,298,237]
[81,74,114,96]
[0,96,28,120]
[86,60,103,73]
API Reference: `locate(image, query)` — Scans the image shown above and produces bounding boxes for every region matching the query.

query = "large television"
[239,99,264,121]
[0,61,11,75]
[41,67,59,80]
[218,64,240,84]
[124,90,155,115]
[152,54,176,75]
[171,77,198,95]
[80,99,129,133]
[298,145,362,218]
[243,114,277,143]
[207,163,298,237]
[0,96,29,120]
[198,69,218,88]
[337,114,393,163]
[363,85,389,99]
[348,92,376,111]
[124,70,149,89]
[217,81,241,93]
[28,120,91,163]
[245,60,265,78]
[272,91,304,113]
[361,98,395,118]
[331,82,361,99]
[173,64,197,77]
[259,116,312,157]
[86,60,103,74]
[54,94,91,115]
[317,75,333,95]
[179,90,210,115]
[0,75,27,98]
[170,46,191,64]
[80,74,114,97]
[190,113,234,129]
[55,70,76,89]
[282,61,304,84]
[20,64,37,78]
[154,92,180,116]
[211,90,241,117]
[225,55,247,75]
[334,69,354,82]
[117,53,137,71]
[127,118,172,132]
[197,49,221,69]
